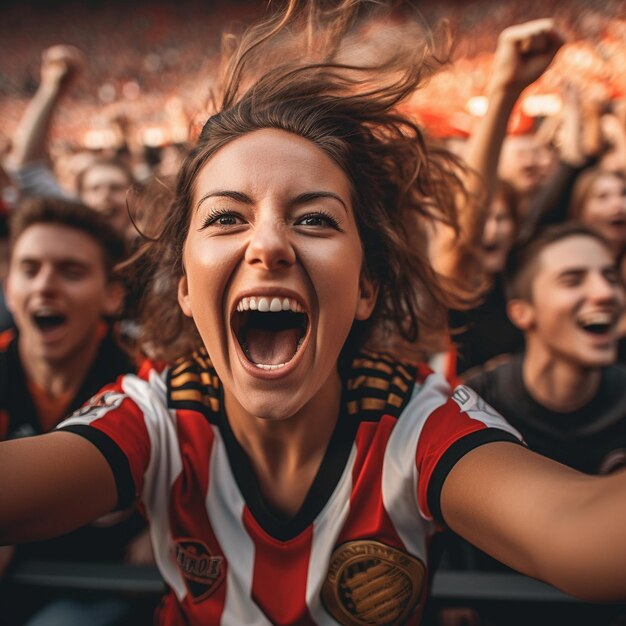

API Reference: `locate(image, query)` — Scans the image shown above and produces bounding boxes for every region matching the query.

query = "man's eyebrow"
[290,191,348,213]
[195,191,253,211]
[17,256,90,267]
[555,267,586,278]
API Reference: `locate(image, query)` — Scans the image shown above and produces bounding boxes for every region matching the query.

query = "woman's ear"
[355,272,379,321]
[178,275,193,317]
[507,298,535,331]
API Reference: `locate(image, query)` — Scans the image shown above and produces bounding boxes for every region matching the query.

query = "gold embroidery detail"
[321,540,426,626]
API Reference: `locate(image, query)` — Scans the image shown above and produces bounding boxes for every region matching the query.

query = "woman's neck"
[224,368,342,517]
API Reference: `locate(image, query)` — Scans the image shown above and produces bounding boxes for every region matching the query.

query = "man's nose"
[32,266,58,293]
[589,272,619,302]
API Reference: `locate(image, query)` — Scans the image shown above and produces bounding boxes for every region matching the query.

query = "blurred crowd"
[2,1,626,625]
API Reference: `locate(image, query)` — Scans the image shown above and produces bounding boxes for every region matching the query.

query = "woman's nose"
[244,218,296,270]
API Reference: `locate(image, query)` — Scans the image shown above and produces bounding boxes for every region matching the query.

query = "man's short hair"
[10,196,127,280]
[504,222,612,302]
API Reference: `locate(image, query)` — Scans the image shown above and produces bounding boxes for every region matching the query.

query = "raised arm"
[429,19,563,284]
[441,441,626,601]
[520,82,604,239]
[0,432,117,544]
[7,45,84,169]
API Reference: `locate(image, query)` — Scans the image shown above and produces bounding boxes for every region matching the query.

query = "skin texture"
[579,173,626,254]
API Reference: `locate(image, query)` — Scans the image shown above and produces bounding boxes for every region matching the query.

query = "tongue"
[246,327,301,365]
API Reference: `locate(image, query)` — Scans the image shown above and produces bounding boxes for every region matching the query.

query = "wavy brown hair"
[126,0,468,363]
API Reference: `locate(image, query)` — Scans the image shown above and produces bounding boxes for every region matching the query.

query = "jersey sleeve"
[56,374,155,510]
[412,375,523,525]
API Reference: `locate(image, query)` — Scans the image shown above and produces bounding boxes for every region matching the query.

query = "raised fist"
[491,19,564,94]
[40,44,84,92]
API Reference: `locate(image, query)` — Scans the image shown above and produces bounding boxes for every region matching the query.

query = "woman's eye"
[296,212,341,229]
[200,211,244,229]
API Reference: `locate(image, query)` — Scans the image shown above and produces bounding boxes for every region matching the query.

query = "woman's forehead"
[193,129,353,205]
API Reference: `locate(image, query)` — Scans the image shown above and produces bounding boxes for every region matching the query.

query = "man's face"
[498,134,548,200]
[80,164,132,237]
[6,224,121,364]
[481,195,516,275]
[521,236,624,368]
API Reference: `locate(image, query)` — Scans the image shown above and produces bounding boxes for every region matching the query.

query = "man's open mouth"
[576,311,616,336]
[232,296,309,371]
[31,309,68,334]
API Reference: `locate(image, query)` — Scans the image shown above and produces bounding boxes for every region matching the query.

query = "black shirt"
[466,354,626,475]
[449,276,524,376]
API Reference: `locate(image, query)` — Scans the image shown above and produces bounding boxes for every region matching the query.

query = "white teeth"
[254,362,287,370]
[235,296,305,314]
[578,312,613,326]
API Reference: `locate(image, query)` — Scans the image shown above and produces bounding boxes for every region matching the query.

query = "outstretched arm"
[430,19,563,285]
[0,432,117,544]
[7,45,84,169]
[442,441,626,601]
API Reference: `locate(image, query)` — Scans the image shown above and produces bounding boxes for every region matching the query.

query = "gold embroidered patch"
[321,540,426,626]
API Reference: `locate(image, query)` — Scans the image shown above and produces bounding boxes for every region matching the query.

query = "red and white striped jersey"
[59,349,521,626]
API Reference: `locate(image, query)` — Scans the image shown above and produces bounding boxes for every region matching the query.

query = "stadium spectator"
[0,196,153,626]
[569,167,626,257]
[452,223,626,625]
[5,46,139,241]
[443,19,564,376]
[470,223,626,474]
[498,131,554,215]
[75,158,137,241]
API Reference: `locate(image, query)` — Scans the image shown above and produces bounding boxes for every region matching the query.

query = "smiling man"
[0,196,131,440]
[0,197,155,626]
[466,221,626,475]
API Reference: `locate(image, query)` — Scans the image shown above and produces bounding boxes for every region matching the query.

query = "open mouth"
[32,311,68,334]
[577,311,615,336]
[232,296,309,371]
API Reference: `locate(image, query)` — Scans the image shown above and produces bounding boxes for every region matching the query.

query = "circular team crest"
[321,540,426,626]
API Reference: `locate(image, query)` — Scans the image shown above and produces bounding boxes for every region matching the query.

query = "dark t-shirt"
[449,276,524,376]
[0,328,146,562]
[465,355,626,474]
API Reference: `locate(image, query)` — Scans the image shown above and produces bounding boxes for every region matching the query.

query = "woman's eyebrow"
[196,190,348,213]
[195,190,253,211]
[291,191,348,213]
